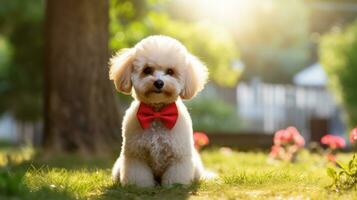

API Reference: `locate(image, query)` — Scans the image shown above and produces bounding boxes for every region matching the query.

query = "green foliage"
[327,154,357,191]
[0,0,44,122]
[185,94,240,133]
[0,168,25,196]
[109,0,152,50]
[235,0,310,83]
[0,146,35,196]
[110,0,240,87]
[320,21,357,128]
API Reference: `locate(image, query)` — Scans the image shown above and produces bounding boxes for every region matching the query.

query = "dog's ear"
[109,48,135,94]
[180,54,208,100]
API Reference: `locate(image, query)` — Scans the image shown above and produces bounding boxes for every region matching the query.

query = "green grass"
[0,146,356,200]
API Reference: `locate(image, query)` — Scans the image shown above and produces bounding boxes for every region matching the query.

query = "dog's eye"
[143,67,153,75]
[166,68,174,76]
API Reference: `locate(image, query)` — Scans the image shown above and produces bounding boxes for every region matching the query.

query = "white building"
[236,62,345,142]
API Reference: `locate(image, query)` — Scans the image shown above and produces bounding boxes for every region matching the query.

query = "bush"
[320,21,357,128]
[185,95,240,133]
[0,0,44,122]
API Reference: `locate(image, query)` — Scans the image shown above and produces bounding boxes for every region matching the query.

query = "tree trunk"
[44,0,121,154]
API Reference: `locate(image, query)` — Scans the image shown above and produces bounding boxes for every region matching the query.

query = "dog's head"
[109,35,208,104]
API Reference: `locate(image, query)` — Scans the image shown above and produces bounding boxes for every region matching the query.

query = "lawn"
[0,145,356,200]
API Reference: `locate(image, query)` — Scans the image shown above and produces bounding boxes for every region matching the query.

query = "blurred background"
[1,0,357,152]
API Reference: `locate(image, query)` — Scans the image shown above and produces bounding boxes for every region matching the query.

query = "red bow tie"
[137,102,178,129]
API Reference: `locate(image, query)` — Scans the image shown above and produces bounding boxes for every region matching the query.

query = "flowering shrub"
[269,126,305,162]
[350,128,357,144]
[320,134,346,163]
[327,154,357,192]
[193,132,209,150]
[321,135,346,149]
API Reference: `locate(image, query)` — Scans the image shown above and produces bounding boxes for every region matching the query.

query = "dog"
[109,35,210,187]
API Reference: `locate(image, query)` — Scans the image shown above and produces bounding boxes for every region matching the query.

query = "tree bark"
[44,0,121,154]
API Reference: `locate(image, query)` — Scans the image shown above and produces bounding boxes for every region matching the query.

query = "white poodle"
[109,35,210,187]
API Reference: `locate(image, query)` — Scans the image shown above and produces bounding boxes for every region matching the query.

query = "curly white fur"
[110,35,210,187]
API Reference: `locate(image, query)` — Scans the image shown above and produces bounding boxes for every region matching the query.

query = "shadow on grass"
[1,161,199,200]
[100,182,200,200]
[1,146,200,200]
[0,149,108,200]
[2,167,199,200]
[0,161,76,200]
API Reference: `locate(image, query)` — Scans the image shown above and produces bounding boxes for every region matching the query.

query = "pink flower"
[270,126,305,162]
[294,134,305,147]
[287,126,305,147]
[321,134,346,149]
[287,126,299,137]
[274,129,293,145]
[273,126,305,147]
[350,128,357,144]
[193,132,209,150]
[269,144,282,158]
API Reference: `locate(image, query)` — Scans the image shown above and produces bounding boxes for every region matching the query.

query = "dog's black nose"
[153,79,164,89]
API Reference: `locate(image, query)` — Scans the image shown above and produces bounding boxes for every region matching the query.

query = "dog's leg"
[112,156,123,182]
[193,151,204,181]
[120,157,155,187]
[161,158,195,185]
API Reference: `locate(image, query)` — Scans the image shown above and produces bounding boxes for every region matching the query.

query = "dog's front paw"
[120,157,156,187]
[161,160,194,186]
